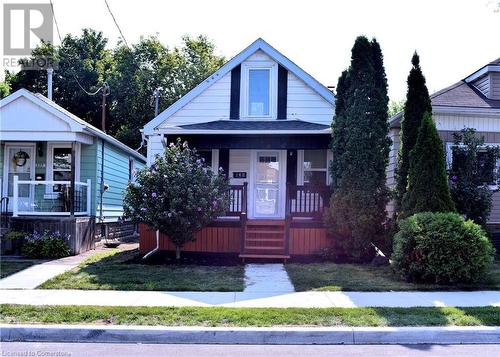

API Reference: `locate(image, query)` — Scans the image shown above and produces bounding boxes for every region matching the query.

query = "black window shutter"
[219,149,230,178]
[230,65,241,120]
[286,149,297,199]
[277,65,288,120]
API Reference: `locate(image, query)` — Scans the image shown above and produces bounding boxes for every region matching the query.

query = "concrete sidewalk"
[2,324,499,345]
[1,289,499,308]
[0,249,101,289]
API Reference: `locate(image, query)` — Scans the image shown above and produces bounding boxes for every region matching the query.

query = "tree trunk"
[175,246,181,260]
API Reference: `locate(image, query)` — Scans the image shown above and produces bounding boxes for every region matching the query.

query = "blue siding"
[80,141,98,216]
[95,140,145,222]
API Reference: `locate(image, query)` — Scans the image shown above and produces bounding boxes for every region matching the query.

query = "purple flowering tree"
[124,140,230,259]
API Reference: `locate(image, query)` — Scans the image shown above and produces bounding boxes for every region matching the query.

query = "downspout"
[143,229,159,259]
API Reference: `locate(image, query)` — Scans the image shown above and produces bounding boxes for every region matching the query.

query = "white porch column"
[12,176,18,217]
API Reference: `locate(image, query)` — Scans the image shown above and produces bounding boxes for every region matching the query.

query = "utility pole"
[101,82,110,133]
[153,87,161,117]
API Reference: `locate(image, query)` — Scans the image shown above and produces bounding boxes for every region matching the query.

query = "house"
[388,57,500,232]
[0,89,146,254]
[140,38,335,260]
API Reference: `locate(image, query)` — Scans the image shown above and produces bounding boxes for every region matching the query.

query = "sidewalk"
[0,249,102,289]
[1,288,499,308]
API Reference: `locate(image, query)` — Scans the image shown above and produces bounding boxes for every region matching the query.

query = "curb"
[1,325,500,345]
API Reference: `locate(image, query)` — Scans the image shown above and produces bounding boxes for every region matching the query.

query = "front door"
[3,144,35,212]
[253,151,285,219]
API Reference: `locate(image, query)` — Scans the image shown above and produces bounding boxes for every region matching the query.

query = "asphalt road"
[1,343,499,357]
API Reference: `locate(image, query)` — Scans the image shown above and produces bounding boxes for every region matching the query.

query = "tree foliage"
[7,31,225,148]
[400,113,455,217]
[123,140,230,259]
[449,128,500,226]
[325,36,391,261]
[395,52,432,208]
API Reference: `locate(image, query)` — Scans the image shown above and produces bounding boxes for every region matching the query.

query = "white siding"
[473,75,490,97]
[229,150,251,185]
[434,112,500,133]
[146,135,163,165]
[160,71,232,126]
[387,128,400,188]
[287,72,334,124]
[491,72,500,100]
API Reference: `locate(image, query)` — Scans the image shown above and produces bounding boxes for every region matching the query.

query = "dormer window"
[248,69,270,116]
[241,62,277,119]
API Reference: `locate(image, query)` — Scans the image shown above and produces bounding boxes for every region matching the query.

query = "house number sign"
[233,172,247,179]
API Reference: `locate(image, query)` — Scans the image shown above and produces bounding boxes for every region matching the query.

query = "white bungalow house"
[140,38,335,260]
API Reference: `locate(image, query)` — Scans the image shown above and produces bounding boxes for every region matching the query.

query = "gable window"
[248,69,270,116]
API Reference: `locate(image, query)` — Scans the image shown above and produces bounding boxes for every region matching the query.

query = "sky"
[2,0,500,101]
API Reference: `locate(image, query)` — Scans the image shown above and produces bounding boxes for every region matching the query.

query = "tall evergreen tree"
[325,36,391,261]
[401,113,455,217]
[395,53,432,208]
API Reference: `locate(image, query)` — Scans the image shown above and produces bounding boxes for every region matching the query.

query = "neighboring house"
[0,89,146,253]
[141,38,335,260]
[388,58,500,230]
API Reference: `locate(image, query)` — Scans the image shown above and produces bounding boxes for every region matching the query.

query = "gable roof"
[143,38,335,134]
[389,56,500,128]
[0,89,146,161]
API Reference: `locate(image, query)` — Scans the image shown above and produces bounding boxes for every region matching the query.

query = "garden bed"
[1,305,499,327]
[285,263,500,292]
[39,249,245,291]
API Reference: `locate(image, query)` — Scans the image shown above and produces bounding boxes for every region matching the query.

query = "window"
[452,149,499,186]
[52,147,72,181]
[303,150,327,186]
[248,69,270,116]
[198,150,213,167]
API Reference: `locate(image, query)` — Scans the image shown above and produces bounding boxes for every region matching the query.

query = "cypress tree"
[400,113,455,217]
[395,53,432,208]
[325,36,391,261]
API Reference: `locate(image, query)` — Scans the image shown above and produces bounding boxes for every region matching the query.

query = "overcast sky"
[2,0,500,100]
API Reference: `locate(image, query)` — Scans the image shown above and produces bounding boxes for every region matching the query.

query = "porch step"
[239,253,290,261]
[245,238,284,243]
[244,246,284,250]
[246,229,284,234]
[241,219,287,261]
[246,220,285,226]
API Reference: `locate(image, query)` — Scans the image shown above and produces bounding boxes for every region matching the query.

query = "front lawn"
[1,305,499,327]
[0,261,36,279]
[285,263,500,292]
[39,249,245,292]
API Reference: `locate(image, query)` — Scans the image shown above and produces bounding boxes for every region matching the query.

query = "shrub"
[392,212,494,284]
[3,230,25,240]
[22,231,70,259]
[124,139,230,259]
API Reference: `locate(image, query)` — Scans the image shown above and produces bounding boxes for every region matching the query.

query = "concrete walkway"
[1,289,499,308]
[244,264,294,293]
[0,249,101,289]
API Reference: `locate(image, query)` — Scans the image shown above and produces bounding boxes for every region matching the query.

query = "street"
[1,342,498,357]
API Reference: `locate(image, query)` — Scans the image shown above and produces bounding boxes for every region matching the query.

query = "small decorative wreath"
[13,151,30,167]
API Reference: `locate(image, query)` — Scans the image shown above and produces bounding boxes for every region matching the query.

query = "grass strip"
[0,261,36,279]
[1,305,499,327]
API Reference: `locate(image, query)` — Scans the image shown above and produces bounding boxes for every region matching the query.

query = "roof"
[389,57,500,129]
[143,38,335,134]
[0,89,146,162]
[179,120,330,131]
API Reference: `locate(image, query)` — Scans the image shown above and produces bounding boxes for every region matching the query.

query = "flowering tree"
[124,140,230,259]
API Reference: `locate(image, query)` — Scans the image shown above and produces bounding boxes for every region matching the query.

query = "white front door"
[252,150,285,219]
[3,144,36,212]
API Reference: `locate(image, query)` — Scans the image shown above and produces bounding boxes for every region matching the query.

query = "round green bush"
[392,212,495,284]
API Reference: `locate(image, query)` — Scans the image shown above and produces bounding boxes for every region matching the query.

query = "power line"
[103,0,129,48]
[48,0,104,96]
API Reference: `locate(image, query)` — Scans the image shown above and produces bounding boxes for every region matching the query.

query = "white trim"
[156,128,332,135]
[45,142,81,197]
[249,150,287,219]
[240,62,277,119]
[464,65,500,83]
[212,149,219,173]
[433,106,500,115]
[142,38,335,134]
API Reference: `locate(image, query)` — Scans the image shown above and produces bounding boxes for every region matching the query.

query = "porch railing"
[227,182,248,217]
[286,184,330,220]
[13,176,91,217]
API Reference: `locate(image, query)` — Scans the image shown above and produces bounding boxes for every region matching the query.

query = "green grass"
[0,261,36,279]
[285,263,500,292]
[39,249,244,292]
[1,304,499,327]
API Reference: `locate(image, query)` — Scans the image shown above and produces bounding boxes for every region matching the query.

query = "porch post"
[86,179,92,215]
[69,141,76,216]
[13,175,18,217]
